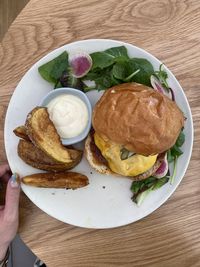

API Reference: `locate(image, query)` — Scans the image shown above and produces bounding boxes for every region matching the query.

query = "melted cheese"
[94,133,157,176]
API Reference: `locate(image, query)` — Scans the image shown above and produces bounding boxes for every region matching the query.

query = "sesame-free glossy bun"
[92,83,184,156]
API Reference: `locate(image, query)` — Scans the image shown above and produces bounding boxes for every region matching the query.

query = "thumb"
[4,173,21,222]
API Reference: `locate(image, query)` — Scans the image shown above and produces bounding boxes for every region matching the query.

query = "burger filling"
[94,133,157,177]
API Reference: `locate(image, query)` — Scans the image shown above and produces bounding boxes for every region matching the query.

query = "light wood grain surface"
[0,0,200,266]
[0,0,29,40]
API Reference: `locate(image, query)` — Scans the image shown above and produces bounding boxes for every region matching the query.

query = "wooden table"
[0,0,200,266]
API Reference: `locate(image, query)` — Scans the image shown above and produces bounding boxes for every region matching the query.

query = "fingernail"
[10,173,20,188]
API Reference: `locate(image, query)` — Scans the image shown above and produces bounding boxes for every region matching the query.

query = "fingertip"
[10,173,21,189]
[5,175,21,220]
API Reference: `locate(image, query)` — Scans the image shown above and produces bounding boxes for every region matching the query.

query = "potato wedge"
[13,126,30,141]
[26,107,72,164]
[18,140,82,171]
[22,172,89,189]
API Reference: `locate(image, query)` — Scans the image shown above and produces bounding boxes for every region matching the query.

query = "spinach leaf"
[90,46,129,70]
[54,81,62,89]
[84,66,114,90]
[105,46,129,59]
[128,58,154,86]
[111,73,121,86]
[175,131,185,147]
[167,149,174,163]
[124,69,140,82]
[38,51,68,84]
[90,52,115,69]
[84,69,102,81]
[95,74,113,90]
[167,130,185,162]
[171,145,183,158]
[111,58,154,85]
[167,130,185,185]
[112,61,130,80]
[50,53,69,80]
[83,46,154,89]
[167,145,182,163]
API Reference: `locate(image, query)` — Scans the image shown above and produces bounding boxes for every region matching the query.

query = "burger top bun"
[92,83,184,156]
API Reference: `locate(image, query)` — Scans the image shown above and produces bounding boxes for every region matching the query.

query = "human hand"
[0,164,20,261]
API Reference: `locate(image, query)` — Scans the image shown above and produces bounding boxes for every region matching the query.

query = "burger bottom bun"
[85,132,113,175]
[85,133,165,181]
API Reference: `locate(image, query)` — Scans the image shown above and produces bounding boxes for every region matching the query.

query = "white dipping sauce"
[47,94,88,138]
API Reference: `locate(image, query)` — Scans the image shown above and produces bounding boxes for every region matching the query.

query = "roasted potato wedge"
[26,107,72,164]
[13,126,30,141]
[22,172,89,189]
[18,140,82,171]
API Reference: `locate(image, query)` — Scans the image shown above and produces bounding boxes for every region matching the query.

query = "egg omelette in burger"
[85,83,184,181]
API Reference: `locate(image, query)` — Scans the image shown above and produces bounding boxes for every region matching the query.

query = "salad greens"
[38,46,154,91]
[131,129,185,205]
[38,45,186,206]
[131,176,169,205]
[86,47,154,89]
[38,51,85,89]
[153,64,170,91]
[167,130,185,185]
[167,130,185,163]
[38,51,69,85]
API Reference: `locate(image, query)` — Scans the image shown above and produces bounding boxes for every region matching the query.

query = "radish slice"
[150,75,173,100]
[154,153,169,178]
[69,52,92,78]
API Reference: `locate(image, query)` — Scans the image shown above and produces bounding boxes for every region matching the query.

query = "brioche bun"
[92,83,184,156]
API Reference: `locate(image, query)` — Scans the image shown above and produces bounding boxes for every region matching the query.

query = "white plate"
[4,39,193,229]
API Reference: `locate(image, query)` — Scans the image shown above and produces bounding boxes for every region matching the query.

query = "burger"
[85,83,184,181]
